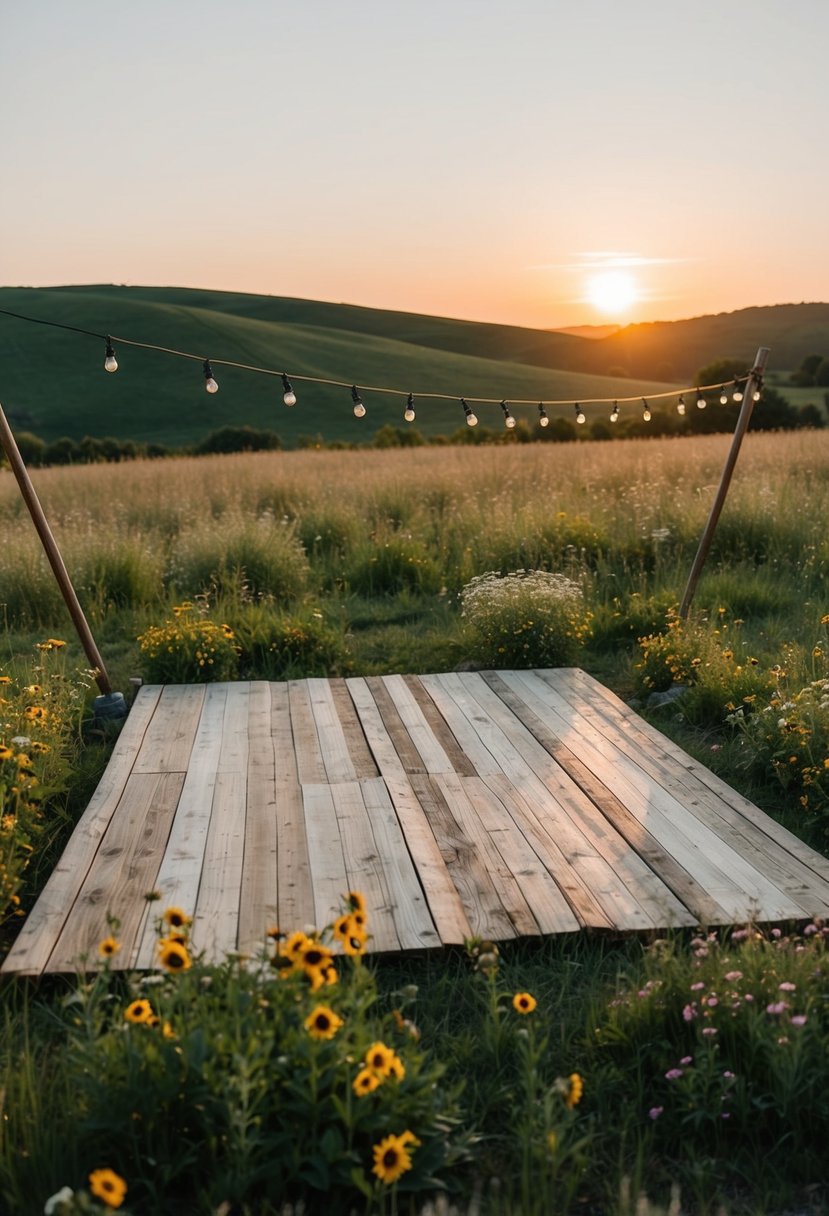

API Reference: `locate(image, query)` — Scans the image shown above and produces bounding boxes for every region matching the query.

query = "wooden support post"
[0,400,114,696]
[678,346,771,619]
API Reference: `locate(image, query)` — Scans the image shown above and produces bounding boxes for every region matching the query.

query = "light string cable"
[0,305,760,418]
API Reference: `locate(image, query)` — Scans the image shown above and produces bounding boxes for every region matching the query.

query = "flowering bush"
[0,641,92,922]
[590,922,829,1185]
[460,570,591,668]
[635,608,775,726]
[57,897,470,1214]
[729,646,829,821]
[136,603,239,683]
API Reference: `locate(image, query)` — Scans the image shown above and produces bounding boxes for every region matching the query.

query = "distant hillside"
[553,324,621,340]
[0,286,676,447]
[1,287,826,447]
[591,304,829,381]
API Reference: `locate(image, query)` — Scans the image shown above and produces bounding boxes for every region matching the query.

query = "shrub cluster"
[460,569,591,668]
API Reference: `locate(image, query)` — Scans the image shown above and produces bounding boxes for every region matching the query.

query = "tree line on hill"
[2,360,825,468]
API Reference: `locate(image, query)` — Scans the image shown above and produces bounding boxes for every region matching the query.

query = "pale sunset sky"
[1,0,826,330]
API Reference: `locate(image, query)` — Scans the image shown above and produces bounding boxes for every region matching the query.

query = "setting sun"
[586,270,640,318]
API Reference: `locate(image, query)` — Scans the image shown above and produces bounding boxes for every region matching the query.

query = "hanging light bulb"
[677,395,686,416]
[574,403,586,425]
[281,373,296,407]
[642,398,651,422]
[351,385,366,418]
[537,403,549,427]
[404,392,416,422]
[103,337,118,373]
[610,401,619,423]
[462,398,478,427]
[719,386,729,405]
[732,379,744,402]
[501,400,516,429]
[696,389,707,409]
[203,359,219,393]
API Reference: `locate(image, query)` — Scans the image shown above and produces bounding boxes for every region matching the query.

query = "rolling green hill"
[0,286,826,447]
[0,286,677,447]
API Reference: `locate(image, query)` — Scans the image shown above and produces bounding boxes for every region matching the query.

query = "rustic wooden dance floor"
[6,669,829,976]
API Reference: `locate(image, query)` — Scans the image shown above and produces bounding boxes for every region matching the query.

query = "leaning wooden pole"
[0,399,114,696]
[678,345,771,619]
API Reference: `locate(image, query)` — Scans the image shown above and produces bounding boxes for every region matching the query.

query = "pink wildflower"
[682,1004,697,1021]
[665,1068,684,1080]
[649,1107,664,1120]
[791,1015,808,1027]
[724,970,743,982]
[778,981,796,992]
[680,1056,693,1066]
[702,1027,718,1037]
[766,1001,788,1015]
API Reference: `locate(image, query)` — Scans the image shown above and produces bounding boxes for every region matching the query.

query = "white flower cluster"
[460,569,583,619]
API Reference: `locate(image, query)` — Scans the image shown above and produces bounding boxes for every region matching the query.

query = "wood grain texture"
[9,670,829,977]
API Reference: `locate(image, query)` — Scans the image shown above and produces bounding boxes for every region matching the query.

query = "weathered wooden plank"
[420,674,503,775]
[483,672,709,927]
[381,674,455,774]
[347,677,471,944]
[132,684,205,774]
[288,680,327,784]
[327,780,399,951]
[307,678,358,783]
[48,770,185,972]
[329,679,380,779]
[510,670,809,922]
[461,776,583,935]
[432,773,532,937]
[271,683,315,934]
[191,683,251,961]
[302,783,350,930]
[2,684,163,975]
[133,683,229,968]
[433,673,657,930]
[552,668,829,908]
[360,777,441,949]
[364,677,426,776]
[238,682,279,955]
[403,675,477,776]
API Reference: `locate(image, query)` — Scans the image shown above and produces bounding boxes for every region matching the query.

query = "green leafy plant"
[57,897,470,1214]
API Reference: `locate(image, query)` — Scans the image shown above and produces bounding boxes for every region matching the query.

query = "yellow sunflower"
[162,906,191,930]
[88,1168,127,1209]
[512,992,537,1014]
[364,1041,395,1076]
[158,938,192,972]
[353,1067,382,1097]
[304,1004,344,1040]
[565,1072,584,1109]
[124,999,154,1024]
[347,890,367,915]
[371,1132,417,1184]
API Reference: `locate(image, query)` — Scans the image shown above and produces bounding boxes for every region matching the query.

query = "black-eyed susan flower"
[347,890,367,915]
[158,938,192,972]
[388,1053,405,1081]
[29,740,50,754]
[364,1041,395,1076]
[513,991,537,1014]
[88,1168,127,1209]
[565,1072,584,1108]
[0,745,14,763]
[353,1067,382,1097]
[98,935,121,959]
[124,999,154,1024]
[162,906,191,930]
[303,1004,344,1040]
[281,930,312,962]
[371,1132,417,1184]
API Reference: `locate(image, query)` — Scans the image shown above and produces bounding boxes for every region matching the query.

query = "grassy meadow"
[2,430,829,1215]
